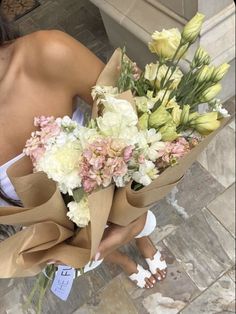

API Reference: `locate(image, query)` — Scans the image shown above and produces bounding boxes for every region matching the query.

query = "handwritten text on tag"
[51,265,75,301]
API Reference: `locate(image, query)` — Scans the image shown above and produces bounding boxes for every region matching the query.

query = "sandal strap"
[145,251,167,274]
[129,264,152,288]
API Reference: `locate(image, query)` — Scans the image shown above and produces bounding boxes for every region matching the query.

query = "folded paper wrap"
[0,156,114,278]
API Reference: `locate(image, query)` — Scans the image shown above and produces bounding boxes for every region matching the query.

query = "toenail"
[153,279,156,283]
[158,276,161,280]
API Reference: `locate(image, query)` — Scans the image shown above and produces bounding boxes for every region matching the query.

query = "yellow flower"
[159,123,179,141]
[171,104,182,126]
[212,63,230,82]
[180,105,190,125]
[156,90,178,108]
[190,112,220,135]
[135,96,149,113]
[195,65,215,83]
[156,64,183,89]
[149,105,172,128]
[144,63,158,82]
[200,83,222,102]
[149,28,186,60]
[139,112,149,130]
[182,12,205,44]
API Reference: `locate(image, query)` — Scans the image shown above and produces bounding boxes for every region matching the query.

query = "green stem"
[159,44,190,106]
[161,43,190,89]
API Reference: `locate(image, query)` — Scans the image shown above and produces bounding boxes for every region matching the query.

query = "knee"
[135,210,157,238]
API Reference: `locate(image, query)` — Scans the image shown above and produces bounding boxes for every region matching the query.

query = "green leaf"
[73,188,85,203]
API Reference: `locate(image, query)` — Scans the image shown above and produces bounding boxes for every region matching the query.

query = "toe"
[155,269,167,281]
[145,278,154,289]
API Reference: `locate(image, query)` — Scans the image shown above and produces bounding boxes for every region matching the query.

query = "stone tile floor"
[0,0,235,313]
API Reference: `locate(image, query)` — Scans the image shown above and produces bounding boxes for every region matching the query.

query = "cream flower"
[144,63,158,81]
[156,64,183,89]
[149,28,186,60]
[91,85,118,103]
[156,90,178,108]
[137,129,166,161]
[37,140,82,195]
[67,198,90,227]
[132,160,158,186]
[96,96,139,145]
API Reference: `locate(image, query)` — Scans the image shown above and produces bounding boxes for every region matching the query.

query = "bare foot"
[135,236,167,281]
[119,252,156,289]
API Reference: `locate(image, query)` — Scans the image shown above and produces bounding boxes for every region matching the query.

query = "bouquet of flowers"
[91,12,231,225]
[0,11,231,314]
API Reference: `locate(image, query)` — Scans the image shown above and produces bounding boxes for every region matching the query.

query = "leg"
[135,211,167,281]
[96,212,148,261]
[105,249,156,289]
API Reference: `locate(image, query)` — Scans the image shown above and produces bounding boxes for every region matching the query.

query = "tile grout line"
[178,266,235,313]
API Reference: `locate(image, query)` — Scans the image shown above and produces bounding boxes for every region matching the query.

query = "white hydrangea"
[67,198,90,227]
[132,160,159,186]
[37,140,82,195]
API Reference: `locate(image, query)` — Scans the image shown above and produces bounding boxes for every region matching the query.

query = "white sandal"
[145,251,167,280]
[128,264,153,288]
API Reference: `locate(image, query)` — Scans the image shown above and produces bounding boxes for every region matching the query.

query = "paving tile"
[73,276,138,314]
[165,162,224,219]
[197,124,235,188]
[164,208,234,291]
[207,183,235,237]
[228,118,235,131]
[150,199,184,243]
[228,266,235,282]
[181,275,235,314]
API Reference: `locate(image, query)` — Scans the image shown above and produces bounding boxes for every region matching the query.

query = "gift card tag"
[51,265,75,301]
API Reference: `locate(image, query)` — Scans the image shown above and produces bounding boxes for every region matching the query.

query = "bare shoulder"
[17,30,104,102]
[21,30,84,78]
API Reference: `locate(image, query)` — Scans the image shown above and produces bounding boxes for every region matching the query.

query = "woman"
[0,10,166,289]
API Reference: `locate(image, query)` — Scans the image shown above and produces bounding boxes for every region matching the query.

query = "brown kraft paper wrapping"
[0,156,114,278]
[95,49,231,226]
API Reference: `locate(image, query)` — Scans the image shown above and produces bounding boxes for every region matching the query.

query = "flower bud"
[149,105,172,128]
[182,13,205,44]
[191,47,211,68]
[138,112,149,130]
[135,96,149,113]
[159,123,179,141]
[190,112,220,135]
[200,83,222,102]
[180,105,190,125]
[171,105,182,126]
[212,63,230,82]
[195,65,215,83]
[144,63,158,82]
